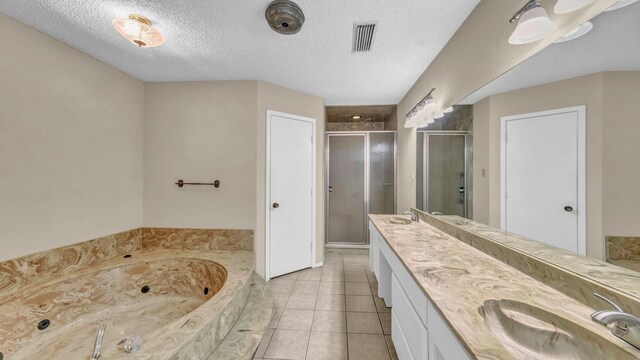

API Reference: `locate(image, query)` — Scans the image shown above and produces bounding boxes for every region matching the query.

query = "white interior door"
[268,111,315,278]
[501,106,585,254]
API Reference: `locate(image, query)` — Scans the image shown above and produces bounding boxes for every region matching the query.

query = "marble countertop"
[369,215,640,360]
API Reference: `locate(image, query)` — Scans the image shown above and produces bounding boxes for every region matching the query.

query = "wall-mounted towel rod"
[175,179,220,188]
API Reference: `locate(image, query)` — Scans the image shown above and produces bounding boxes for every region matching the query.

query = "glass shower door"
[369,132,395,214]
[327,134,366,245]
[425,133,467,217]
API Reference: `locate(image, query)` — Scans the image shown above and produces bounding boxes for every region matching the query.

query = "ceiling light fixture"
[443,107,454,113]
[434,113,445,119]
[113,14,164,47]
[605,0,639,11]
[351,115,362,120]
[404,88,437,128]
[554,21,593,43]
[554,0,597,14]
[509,0,557,45]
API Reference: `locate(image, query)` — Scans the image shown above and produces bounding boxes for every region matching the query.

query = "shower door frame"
[325,131,397,247]
[419,130,470,218]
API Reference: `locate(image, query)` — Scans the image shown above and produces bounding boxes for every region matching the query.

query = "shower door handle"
[328,186,333,193]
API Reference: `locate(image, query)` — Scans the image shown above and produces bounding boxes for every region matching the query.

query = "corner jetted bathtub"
[0,249,254,359]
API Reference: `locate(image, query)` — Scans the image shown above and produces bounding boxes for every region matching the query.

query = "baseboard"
[313,262,323,268]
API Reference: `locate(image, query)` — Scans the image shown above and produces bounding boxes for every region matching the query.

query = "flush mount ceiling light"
[605,0,639,11]
[404,88,437,128]
[351,115,361,120]
[554,21,593,43]
[554,0,597,14]
[265,0,305,35]
[509,0,557,45]
[112,14,164,47]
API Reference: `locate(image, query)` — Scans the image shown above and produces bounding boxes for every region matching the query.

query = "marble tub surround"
[415,210,640,317]
[0,248,254,359]
[369,215,640,359]
[208,274,275,359]
[0,228,142,296]
[141,227,254,251]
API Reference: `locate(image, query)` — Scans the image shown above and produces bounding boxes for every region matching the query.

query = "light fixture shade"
[434,113,445,119]
[554,21,593,43]
[509,6,557,45]
[404,113,419,128]
[113,14,164,47]
[554,0,597,14]
[605,0,639,11]
[443,107,454,113]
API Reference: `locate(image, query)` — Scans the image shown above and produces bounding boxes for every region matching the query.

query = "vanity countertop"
[369,214,640,359]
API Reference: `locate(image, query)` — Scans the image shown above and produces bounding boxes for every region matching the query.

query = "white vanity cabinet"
[369,220,472,360]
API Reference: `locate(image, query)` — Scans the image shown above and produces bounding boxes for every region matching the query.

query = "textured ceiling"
[460,2,640,104]
[0,0,479,105]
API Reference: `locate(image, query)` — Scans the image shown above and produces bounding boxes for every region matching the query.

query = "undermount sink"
[479,299,635,359]
[387,217,412,225]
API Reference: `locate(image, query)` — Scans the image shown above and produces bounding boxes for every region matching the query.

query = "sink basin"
[387,217,412,225]
[479,299,635,359]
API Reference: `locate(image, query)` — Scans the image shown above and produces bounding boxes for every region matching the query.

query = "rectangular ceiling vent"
[352,22,377,53]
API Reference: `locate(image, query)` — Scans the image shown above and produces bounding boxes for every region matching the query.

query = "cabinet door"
[369,221,379,278]
[428,303,472,360]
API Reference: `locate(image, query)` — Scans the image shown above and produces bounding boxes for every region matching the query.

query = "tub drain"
[141,285,150,294]
[37,319,50,330]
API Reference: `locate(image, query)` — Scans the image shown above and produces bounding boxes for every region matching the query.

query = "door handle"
[272,203,279,209]
[328,186,333,193]
[564,206,573,212]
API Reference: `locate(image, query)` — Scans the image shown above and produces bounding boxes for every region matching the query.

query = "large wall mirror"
[417,1,640,292]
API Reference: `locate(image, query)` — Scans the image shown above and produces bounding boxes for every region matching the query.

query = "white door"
[267,111,315,278]
[501,106,585,254]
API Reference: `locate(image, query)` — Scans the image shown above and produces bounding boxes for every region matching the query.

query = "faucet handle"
[593,293,624,312]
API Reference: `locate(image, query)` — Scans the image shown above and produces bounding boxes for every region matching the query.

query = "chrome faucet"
[591,293,640,350]
[402,210,418,222]
[90,323,106,360]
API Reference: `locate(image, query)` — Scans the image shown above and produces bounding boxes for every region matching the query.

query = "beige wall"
[470,73,640,260]
[0,13,144,260]
[143,80,325,278]
[602,72,640,238]
[256,81,326,277]
[143,81,258,230]
[396,0,617,212]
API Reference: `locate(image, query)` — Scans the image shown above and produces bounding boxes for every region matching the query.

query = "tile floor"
[255,252,398,360]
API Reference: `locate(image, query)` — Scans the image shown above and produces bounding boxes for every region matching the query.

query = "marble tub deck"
[0,248,255,359]
[369,215,640,360]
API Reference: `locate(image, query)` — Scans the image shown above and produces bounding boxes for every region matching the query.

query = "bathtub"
[0,248,254,359]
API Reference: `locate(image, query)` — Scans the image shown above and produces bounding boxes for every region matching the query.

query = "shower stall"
[325,131,396,247]
[416,131,472,218]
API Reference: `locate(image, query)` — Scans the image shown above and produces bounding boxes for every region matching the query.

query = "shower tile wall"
[326,122,385,131]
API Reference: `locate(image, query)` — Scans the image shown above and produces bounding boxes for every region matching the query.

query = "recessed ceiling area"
[460,2,640,104]
[0,0,480,105]
[326,105,397,123]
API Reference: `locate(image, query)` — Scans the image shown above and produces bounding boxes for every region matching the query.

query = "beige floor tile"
[278,309,315,330]
[272,292,290,309]
[297,267,323,281]
[344,271,368,283]
[370,282,379,296]
[321,263,343,271]
[347,333,391,360]
[315,294,346,311]
[286,293,318,310]
[269,307,283,329]
[264,329,310,360]
[311,310,346,332]
[346,295,377,312]
[347,312,383,334]
[343,264,366,273]
[318,281,345,295]
[320,271,343,282]
[254,328,274,358]
[385,335,399,360]
[306,331,348,360]
[374,296,391,313]
[345,282,372,296]
[268,277,296,293]
[378,312,391,335]
[292,280,320,294]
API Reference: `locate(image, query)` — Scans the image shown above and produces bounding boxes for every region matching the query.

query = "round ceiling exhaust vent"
[265,0,305,35]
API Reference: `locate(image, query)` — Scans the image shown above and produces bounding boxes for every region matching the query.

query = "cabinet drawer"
[391,311,416,360]
[392,274,428,360]
[428,302,472,360]
[388,251,428,326]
